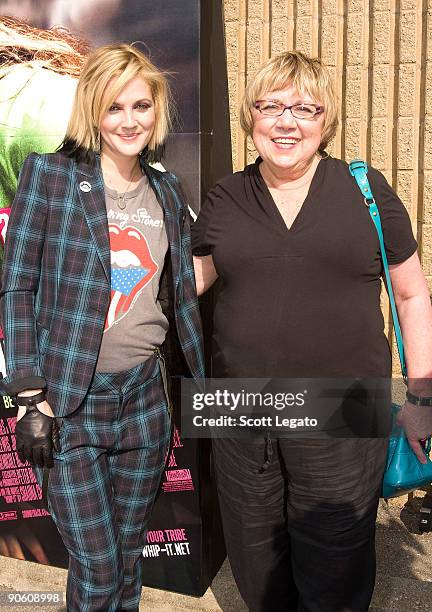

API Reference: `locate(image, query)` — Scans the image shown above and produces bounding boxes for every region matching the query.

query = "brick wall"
[223,1,432,370]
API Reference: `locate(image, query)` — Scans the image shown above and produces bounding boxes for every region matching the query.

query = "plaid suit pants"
[36,355,170,612]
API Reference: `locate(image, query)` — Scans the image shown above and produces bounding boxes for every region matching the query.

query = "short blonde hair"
[65,43,171,160]
[240,51,338,153]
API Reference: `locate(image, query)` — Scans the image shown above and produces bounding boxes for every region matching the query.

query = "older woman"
[0,43,204,611]
[192,51,432,611]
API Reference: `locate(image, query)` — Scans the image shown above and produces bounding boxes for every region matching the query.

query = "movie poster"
[0,0,225,594]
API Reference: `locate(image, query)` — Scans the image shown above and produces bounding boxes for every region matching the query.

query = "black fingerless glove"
[15,396,60,469]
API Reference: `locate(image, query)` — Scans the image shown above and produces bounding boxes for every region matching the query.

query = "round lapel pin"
[79,181,92,192]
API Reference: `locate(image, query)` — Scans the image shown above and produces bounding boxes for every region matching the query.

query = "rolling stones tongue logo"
[105,224,158,331]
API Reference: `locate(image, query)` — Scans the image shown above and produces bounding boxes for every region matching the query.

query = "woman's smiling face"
[252,85,325,179]
[99,76,155,161]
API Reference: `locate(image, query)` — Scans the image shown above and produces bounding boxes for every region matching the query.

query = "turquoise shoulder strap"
[349,159,407,379]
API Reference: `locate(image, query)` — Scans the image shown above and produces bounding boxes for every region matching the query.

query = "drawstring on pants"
[258,434,274,473]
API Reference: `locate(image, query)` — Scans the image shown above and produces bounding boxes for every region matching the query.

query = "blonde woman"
[1,44,204,611]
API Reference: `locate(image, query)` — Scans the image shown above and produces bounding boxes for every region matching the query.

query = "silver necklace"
[116,162,141,210]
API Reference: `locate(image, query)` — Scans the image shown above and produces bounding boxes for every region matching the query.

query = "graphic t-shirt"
[96,175,169,372]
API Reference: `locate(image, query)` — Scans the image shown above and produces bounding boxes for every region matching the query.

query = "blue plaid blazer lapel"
[144,164,182,291]
[75,157,111,281]
[142,162,205,381]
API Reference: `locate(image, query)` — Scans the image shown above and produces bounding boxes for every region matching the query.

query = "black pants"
[212,436,388,612]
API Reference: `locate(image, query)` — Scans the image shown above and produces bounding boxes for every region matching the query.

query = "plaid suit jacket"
[0,152,204,416]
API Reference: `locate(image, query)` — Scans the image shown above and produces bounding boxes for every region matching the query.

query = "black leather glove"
[15,398,60,469]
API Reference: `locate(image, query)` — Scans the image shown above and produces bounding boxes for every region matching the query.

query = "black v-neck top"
[192,157,417,378]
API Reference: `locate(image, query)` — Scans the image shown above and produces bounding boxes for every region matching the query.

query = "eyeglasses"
[254,100,324,120]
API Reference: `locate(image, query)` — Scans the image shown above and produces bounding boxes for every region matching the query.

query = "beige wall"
[223,0,432,368]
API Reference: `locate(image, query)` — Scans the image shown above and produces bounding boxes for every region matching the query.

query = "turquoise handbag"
[382,404,432,498]
[349,160,432,498]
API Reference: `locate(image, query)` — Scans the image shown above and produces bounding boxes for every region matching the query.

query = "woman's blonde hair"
[240,51,338,153]
[64,43,171,161]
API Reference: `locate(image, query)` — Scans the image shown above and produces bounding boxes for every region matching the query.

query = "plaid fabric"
[0,152,204,414]
[35,355,170,612]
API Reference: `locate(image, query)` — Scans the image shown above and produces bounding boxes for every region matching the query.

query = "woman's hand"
[396,401,432,463]
[193,254,218,296]
[15,391,60,468]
